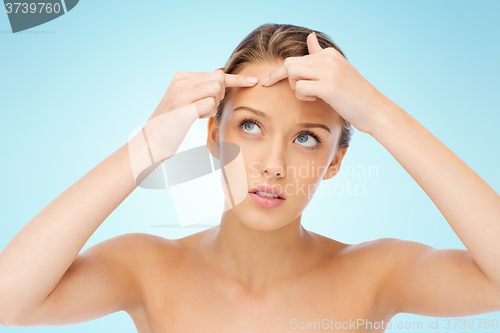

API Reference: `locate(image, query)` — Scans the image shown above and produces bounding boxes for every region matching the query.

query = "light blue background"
[1,0,499,332]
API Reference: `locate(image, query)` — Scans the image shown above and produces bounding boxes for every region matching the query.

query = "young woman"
[1,23,500,332]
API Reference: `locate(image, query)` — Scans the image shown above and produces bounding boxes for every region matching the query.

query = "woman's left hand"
[260,32,397,135]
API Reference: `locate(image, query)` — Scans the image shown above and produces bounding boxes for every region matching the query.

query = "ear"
[207,117,221,159]
[322,147,348,180]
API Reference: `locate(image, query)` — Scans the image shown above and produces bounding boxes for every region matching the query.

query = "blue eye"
[294,133,318,147]
[238,118,322,149]
[241,120,263,134]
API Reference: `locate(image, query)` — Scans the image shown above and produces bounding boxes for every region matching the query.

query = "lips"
[248,184,285,199]
[248,192,285,209]
[248,184,286,208]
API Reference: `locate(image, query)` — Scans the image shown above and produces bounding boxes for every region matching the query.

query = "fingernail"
[261,75,269,86]
[246,76,258,84]
[216,67,226,73]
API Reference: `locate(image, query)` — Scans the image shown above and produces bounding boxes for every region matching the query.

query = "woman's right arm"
[0,69,258,327]
[0,131,160,326]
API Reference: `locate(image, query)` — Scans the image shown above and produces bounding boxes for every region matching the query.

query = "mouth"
[248,191,285,208]
[250,190,283,199]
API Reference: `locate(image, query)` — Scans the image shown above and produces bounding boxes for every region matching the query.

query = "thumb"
[307,32,323,55]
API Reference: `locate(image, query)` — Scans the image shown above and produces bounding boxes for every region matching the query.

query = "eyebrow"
[233,106,270,119]
[233,106,332,134]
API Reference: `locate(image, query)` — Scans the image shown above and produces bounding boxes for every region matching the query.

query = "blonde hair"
[215,23,353,150]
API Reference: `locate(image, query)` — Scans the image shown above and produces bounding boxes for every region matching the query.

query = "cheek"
[290,155,328,180]
[223,130,259,166]
[243,149,265,190]
[221,125,248,149]
[287,157,330,198]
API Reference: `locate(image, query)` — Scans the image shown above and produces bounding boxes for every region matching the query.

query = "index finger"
[260,65,288,87]
[224,73,259,87]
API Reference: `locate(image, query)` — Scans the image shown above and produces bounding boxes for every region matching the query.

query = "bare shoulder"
[307,231,399,258]
[80,232,187,291]
[317,236,425,316]
[11,232,185,328]
[98,232,188,297]
[325,236,418,258]
[111,232,186,269]
[332,237,423,268]
[353,237,500,317]
[112,232,182,252]
[314,234,417,279]
[334,237,432,298]
[347,237,432,262]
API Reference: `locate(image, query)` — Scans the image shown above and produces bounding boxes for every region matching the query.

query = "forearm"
[0,131,160,322]
[370,103,500,287]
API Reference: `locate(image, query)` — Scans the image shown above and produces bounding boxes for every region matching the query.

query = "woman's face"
[208,62,347,231]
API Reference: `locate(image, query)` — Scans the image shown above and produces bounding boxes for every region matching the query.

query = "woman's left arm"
[371,98,500,289]
[262,31,500,316]
[364,100,500,317]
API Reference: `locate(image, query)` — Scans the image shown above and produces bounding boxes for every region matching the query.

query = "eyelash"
[237,117,324,149]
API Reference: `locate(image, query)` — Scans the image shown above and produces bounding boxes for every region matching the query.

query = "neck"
[200,208,319,292]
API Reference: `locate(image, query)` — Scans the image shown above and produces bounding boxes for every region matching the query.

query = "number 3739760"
[5,3,62,14]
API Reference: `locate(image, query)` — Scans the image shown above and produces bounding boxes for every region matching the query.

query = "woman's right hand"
[142,69,259,162]
[0,69,262,328]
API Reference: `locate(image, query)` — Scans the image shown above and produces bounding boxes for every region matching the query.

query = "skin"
[2,32,500,333]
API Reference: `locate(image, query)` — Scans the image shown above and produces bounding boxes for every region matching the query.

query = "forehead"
[225,62,342,129]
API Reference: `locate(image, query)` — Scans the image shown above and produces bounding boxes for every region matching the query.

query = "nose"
[260,144,287,178]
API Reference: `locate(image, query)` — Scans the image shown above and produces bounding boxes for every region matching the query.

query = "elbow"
[0,317,19,327]
[0,307,25,327]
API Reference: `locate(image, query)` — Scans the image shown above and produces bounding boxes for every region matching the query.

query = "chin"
[233,205,292,232]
